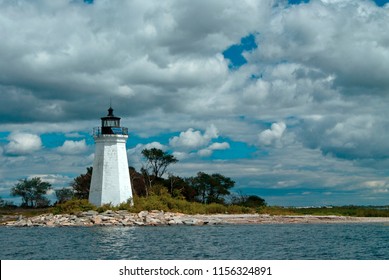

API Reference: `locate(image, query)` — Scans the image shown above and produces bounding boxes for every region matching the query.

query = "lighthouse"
[89,107,133,207]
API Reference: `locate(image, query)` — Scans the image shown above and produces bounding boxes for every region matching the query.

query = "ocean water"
[1,223,388,260]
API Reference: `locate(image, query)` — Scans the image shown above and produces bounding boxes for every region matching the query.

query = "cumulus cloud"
[2,0,389,205]
[258,122,286,146]
[28,174,72,189]
[5,132,42,155]
[169,125,219,150]
[57,140,87,154]
[258,0,389,94]
[297,113,389,160]
[198,142,230,157]
[0,0,269,124]
[127,142,167,169]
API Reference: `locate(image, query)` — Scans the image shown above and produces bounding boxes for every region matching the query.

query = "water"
[1,223,389,259]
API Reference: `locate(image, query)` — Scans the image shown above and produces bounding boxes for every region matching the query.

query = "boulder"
[182,218,204,226]
[138,211,149,218]
[82,210,99,216]
[45,220,55,227]
[91,216,102,225]
[145,217,161,225]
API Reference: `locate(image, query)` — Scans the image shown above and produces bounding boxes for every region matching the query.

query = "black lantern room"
[96,107,128,136]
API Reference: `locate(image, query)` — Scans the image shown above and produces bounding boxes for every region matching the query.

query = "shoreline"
[2,210,389,227]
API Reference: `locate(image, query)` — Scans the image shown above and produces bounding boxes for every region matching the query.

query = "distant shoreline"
[2,210,389,227]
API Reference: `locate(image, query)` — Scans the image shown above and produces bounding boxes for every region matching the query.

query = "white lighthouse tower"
[89,107,133,207]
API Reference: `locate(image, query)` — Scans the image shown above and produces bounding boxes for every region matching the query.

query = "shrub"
[205,203,227,214]
[52,199,96,214]
[227,205,253,214]
[97,203,114,213]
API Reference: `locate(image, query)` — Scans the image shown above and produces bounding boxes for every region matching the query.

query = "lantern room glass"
[103,119,120,127]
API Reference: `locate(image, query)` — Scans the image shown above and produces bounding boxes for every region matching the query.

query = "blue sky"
[1,0,389,206]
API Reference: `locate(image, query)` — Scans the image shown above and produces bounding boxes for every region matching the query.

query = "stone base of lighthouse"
[89,135,133,207]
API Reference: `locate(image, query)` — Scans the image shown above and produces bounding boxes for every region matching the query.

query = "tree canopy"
[231,193,267,208]
[11,177,52,208]
[71,167,92,199]
[55,188,74,204]
[141,148,178,179]
[186,172,235,204]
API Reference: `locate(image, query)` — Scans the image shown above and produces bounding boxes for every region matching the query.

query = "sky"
[1,0,389,206]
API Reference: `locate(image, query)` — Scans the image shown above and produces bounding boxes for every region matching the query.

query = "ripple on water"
[1,223,388,259]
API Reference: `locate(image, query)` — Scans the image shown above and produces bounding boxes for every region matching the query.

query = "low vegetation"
[47,198,389,217]
[50,193,254,215]
[258,206,389,217]
[2,197,389,218]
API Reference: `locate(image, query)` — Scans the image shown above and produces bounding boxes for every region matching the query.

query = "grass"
[0,207,52,217]
[258,205,389,217]
[2,196,389,217]
[112,195,254,215]
[46,195,254,215]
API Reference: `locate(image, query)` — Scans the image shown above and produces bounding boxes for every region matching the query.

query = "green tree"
[141,148,178,195]
[11,177,52,208]
[0,197,16,209]
[231,192,267,208]
[141,148,178,178]
[55,188,74,204]
[71,167,93,199]
[129,166,147,197]
[165,174,196,201]
[187,172,235,204]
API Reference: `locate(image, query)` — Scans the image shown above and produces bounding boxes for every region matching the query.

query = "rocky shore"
[2,210,389,227]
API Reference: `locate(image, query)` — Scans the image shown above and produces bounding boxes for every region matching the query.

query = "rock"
[182,218,204,226]
[91,216,102,225]
[146,217,161,225]
[83,210,99,216]
[102,210,115,216]
[121,220,134,226]
[100,215,116,222]
[60,222,74,226]
[45,220,55,227]
[173,218,183,224]
[206,219,222,225]
[12,220,25,227]
[138,211,149,218]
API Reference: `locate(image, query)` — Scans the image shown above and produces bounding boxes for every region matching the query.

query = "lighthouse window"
[103,120,119,127]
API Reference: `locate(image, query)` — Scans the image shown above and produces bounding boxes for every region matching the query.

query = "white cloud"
[169,129,206,149]
[57,139,87,154]
[143,142,167,151]
[1,0,389,205]
[208,142,230,151]
[172,151,190,160]
[5,132,42,155]
[198,141,230,157]
[258,122,286,146]
[127,142,167,169]
[169,124,219,150]
[197,148,213,157]
[27,174,72,188]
